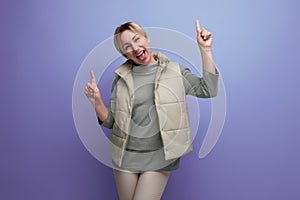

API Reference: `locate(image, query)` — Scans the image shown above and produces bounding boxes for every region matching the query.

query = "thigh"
[113,169,139,200]
[133,171,170,200]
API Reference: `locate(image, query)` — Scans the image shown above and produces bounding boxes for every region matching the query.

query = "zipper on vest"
[129,95,134,116]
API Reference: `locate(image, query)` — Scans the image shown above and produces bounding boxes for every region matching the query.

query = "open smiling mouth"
[136,50,146,59]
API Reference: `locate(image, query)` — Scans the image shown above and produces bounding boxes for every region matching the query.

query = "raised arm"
[84,70,108,122]
[195,20,217,74]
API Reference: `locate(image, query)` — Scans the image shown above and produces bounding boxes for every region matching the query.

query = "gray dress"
[99,60,219,172]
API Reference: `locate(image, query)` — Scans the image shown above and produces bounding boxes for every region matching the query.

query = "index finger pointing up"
[90,70,96,84]
[196,19,201,31]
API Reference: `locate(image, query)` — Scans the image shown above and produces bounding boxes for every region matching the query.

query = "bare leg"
[113,169,139,200]
[133,171,170,200]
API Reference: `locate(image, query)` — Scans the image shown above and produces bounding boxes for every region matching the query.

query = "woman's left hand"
[196,20,212,50]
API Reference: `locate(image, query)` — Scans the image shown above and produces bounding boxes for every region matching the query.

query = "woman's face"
[119,30,155,65]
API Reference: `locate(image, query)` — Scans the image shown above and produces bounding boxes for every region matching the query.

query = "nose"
[132,43,139,51]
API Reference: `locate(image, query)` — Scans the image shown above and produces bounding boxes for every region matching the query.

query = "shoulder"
[114,60,134,77]
[165,62,186,74]
[165,61,180,68]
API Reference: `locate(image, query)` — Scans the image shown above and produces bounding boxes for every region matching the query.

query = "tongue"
[138,52,147,60]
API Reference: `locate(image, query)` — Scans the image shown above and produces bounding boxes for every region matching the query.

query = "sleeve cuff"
[203,68,219,77]
[97,111,114,129]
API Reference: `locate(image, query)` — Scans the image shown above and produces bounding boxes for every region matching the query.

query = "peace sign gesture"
[196,20,212,50]
[84,70,101,105]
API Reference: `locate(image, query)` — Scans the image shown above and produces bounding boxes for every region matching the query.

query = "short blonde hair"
[114,22,148,55]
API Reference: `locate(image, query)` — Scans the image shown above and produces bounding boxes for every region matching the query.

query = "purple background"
[1,0,299,199]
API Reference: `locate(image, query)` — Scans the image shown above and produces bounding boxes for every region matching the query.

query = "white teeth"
[136,51,144,57]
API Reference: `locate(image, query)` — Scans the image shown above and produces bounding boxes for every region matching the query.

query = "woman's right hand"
[84,70,101,105]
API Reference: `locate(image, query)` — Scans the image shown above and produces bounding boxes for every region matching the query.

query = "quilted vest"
[110,52,193,167]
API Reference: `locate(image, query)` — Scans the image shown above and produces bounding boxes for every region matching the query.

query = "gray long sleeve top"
[98,61,218,172]
[100,62,219,130]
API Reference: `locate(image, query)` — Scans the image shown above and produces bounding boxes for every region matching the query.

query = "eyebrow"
[122,34,138,49]
[132,34,137,41]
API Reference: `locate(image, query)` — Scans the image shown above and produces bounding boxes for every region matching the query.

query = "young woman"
[84,20,219,200]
